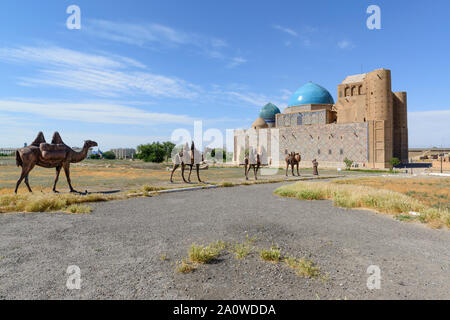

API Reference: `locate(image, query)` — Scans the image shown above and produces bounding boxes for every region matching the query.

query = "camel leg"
[15,171,26,194]
[15,164,34,194]
[196,164,202,183]
[63,164,77,193]
[188,165,193,183]
[254,164,259,180]
[244,164,249,180]
[181,164,188,183]
[297,163,300,176]
[286,163,289,177]
[170,164,179,183]
[24,175,32,193]
[53,166,62,192]
[291,163,295,176]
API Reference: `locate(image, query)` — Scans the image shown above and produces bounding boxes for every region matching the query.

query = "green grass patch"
[260,245,281,264]
[188,243,221,264]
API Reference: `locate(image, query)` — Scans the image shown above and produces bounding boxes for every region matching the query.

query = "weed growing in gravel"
[65,204,92,214]
[295,258,320,278]
[260,245,281,264]
[212,240,228,251]
[160,253,168,261]
[176,259,196,273]
[189,243,220,264]
[284,256,320,278]
[232,242,252,259]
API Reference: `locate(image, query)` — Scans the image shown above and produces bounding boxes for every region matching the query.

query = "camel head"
[84,140,98,149]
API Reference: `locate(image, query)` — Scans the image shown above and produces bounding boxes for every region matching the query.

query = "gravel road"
[0,182,449,299]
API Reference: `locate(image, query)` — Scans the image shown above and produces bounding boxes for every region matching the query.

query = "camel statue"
[15,132,98,194]
[170,141,204,183]
[285,152,301,176]
[244,148,262,180]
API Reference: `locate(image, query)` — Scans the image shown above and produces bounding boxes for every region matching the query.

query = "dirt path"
[0,182,449,299]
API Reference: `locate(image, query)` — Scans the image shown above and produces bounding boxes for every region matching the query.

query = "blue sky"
[0,0,448,149]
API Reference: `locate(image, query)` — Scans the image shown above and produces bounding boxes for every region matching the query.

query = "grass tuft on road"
[274,179,450,229]
[188,243,221,264]
[260,245,281,263]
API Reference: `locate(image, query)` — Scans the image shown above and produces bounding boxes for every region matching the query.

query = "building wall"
[110,148,136,159]
[392,92,408,163]
[234,122,369,167]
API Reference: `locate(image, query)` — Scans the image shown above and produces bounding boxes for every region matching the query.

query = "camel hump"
[51,132,64,145]
[30,132,46,147]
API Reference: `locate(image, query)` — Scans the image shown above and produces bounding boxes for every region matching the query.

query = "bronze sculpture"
[170,141,204,183]
[312,159,319,176]
[244,149,261,180]
[285,152,301,176]
[15,132,98,193]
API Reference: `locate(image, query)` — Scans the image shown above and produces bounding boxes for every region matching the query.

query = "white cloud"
[84,19,228,58]
[227,57,247,69]
[272,24,317,48]
[0,45,201,99]
[0,99,195,125]
[408,110,450,147]
[272,25,298,37]
[337,40,354,49]
[0,46,140,69]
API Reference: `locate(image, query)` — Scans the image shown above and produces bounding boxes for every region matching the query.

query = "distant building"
[234,68,408,168]
[110,148,136,159]
[0,148,18,155]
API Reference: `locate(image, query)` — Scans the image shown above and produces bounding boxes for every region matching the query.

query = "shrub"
[102,151,116,160]
[343,158,353,170]
[137,142,167,163]
[389,157,401,168]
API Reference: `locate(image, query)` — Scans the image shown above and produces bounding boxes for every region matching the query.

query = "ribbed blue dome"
[288,82,334,107]
[259,103,281,124]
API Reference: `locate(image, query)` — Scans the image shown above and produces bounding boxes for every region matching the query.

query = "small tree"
[89,153,101,160]
[137,142,166,163]
[389,157,401,170]
[162,141,176,163]
[103,151,116,160]
[343,158,353,170]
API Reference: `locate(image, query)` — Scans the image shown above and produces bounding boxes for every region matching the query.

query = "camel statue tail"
[15,150,22,167]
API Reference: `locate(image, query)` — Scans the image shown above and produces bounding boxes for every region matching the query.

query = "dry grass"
[0,192,116,214]
[334,177,450,210]
[176,259,197,273]
[65,204,92,214]
[188,243,221,264]
[259,245,281,263]
[284,256,320,278]
[232,242,253,260]
[275,178,450,229]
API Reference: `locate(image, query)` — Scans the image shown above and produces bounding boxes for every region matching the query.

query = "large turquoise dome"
[259,103,281,124]
[288,82,334,107]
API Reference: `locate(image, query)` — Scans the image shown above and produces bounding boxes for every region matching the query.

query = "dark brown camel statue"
[244,149,261,180]
[285,152,301,176]
[170,141,204,183]
[15,132,98,194]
